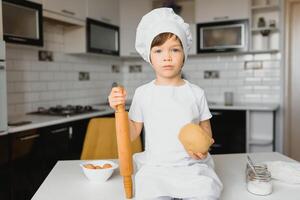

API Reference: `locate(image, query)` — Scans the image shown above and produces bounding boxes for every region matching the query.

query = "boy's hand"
[188,151,208,160]
[108,87,127,110]
[187,138,213,160]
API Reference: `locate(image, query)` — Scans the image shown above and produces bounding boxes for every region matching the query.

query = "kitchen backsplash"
[6,21,281,117]
[123,54,281,104]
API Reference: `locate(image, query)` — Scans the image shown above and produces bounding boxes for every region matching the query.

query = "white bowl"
[80,160,118,182]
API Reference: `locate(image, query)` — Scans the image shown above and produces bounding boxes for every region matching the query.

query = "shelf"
[248,50,279,54]
[249,139,273,146]
[251,27,279,32]
[251,5,279,12]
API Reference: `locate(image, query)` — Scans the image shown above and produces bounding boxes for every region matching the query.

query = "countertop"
[32,152,299,200]
[5,103,279,135]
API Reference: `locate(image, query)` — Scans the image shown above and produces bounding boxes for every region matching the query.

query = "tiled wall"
[6,21,281,117]
[6,21,122,117]
[123,54,281,104]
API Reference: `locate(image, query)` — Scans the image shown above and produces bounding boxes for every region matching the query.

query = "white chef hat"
[135,8,192,63]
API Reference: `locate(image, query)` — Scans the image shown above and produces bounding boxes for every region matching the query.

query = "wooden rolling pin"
[114,86,133,199]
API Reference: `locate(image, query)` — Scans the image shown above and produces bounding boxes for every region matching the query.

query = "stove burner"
[28,105,100,116]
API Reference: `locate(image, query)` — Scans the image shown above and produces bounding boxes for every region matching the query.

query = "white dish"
[80,160,118,182]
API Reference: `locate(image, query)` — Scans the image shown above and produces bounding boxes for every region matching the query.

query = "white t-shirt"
[129,79,212,166]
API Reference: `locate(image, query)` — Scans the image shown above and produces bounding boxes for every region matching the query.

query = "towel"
[265,161,300,184]
[81,117,142,160]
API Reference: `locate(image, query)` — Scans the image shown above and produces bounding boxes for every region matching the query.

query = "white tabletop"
[32,152,299,200]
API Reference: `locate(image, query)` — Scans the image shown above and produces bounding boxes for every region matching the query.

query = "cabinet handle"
[0,65,5,70]
[61,9,75,16]
[51,127,68,134]
[69,127,73,139]
[101,17,111,23]
[211,143,222,148]
[213,16,229,21]
[7,37,27,42]
[19,134,40,141]
[211,111,222,116]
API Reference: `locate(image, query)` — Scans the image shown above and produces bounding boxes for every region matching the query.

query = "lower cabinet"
[210,109,246,154]
[7,117,94,200]
[10,129,45,200]
[0,135,10,200]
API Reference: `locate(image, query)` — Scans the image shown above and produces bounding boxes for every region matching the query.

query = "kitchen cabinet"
[0,2,2,41]
[247,110,274,152]
[210,110,246,154]
[0,135,10,200]
[40,123,74,172]
[26,0,43,3]
[249,0,280,52]
[43,0,86,25]
[120,0,152,57]
[7,118,91,200]
[87,0,119,26]
[195,0,249,23]
[69,118,90,159]
[10,129,45,200]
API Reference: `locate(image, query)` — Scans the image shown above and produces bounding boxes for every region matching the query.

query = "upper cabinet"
[195,0,249,23]
[43,0,86,25]
[249,0,280,52]
[87,0,119,26]
[120,0,152,57]
[27,0,43,3]
[0,1,3,40]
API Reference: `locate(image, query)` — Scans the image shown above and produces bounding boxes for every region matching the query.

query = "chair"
[80,117,142,160]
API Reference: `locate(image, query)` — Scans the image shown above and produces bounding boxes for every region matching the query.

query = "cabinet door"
[210,110,246,154]
[87,0,119,25]
[69,119,90,159]
[195,0,249,23]
[43,0,86,21]
[248,111,274,152]
[0,135,10,200]
[10,130,45,200]
[120,0,152,56]
[41,124,72,171]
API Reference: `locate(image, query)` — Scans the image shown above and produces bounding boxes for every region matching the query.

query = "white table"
[32,152,300,200]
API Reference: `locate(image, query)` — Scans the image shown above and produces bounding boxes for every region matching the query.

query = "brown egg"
[84,164,96,169]
[102,163,112,169]
[95,165,102,169]
[178,123,214,154]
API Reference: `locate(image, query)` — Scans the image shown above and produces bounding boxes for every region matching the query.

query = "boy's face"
[150,36,184,80]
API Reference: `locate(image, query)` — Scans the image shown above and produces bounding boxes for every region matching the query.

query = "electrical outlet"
[38,50,53,61]
[129,65,142,73]
[244,61,263,70]
[79,72,90,81]
[111,65,120,73]
[204,70,219,79]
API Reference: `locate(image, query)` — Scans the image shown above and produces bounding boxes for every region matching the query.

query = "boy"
[109,8,222,200]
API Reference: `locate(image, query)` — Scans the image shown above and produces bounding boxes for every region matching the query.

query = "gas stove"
[28,105,101,116]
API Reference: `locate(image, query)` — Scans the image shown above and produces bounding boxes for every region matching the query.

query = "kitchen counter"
[7,105,115,134]
[32,152,299,200]
[208,103,279,111]
[5,103,278,135]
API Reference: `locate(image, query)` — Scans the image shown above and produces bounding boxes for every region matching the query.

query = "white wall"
[6,21,122,117]
[123,54,281,105]
[6,20,281,118]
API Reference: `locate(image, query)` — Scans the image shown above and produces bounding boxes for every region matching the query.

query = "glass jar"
[246,164,272,195]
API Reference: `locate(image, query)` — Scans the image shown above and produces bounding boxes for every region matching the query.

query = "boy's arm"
[129,120,143,141]
[199,119,212,138]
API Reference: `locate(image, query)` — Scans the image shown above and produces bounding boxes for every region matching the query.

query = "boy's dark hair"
[151,32,183,48]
